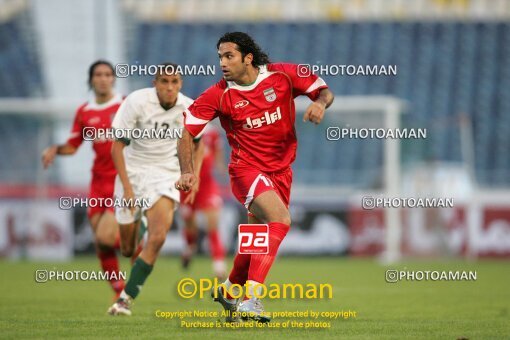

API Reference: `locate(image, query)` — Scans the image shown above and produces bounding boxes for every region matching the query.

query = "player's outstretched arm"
[176,129,198,192]
[41,143,78,169]
[303,88,334,124]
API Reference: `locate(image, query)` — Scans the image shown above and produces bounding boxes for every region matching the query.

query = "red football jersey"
[199,125,221,182]
[184,63,327,172]
[67,94,123,176]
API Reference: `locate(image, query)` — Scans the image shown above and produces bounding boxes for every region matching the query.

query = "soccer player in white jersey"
[108,63,203,316]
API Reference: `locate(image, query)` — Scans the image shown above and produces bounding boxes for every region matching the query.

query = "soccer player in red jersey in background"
[175,32,334,323]
[180,124,227,279]
[41,60,125,298]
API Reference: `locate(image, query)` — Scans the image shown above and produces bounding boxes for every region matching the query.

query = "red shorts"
[229,164,293,212]
[88,172,116,219]
[180,177,222,217]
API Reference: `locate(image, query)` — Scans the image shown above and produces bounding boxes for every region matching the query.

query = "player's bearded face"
[91,65,115,96]
[218,42,248,82]
[154,74,182,107]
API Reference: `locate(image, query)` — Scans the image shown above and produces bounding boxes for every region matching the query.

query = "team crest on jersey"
[263,87,276,102]
[88,117,100,125]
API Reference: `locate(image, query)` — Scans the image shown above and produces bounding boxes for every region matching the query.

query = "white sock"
[213,260,227,277]
[119,290,132,301]
[246,280,263,300]
[222,278,240,303]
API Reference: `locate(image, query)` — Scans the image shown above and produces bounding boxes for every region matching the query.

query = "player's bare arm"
[193,138,205,178]
[41,143,77,169]
[303,88,334,124]
[183,138,205,204]
[175,129,198,192]
[111,139,135,207]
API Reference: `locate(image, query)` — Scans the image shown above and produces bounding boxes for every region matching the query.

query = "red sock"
[183,229,198,247]
[208,229,225,260]
[247,222,290,283]
[226,253,251,299]
[97,248,124,294]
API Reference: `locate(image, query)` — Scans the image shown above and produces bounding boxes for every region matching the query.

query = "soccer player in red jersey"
[175,32,334,322]
[180,124,227,279]
[41,60,125,298]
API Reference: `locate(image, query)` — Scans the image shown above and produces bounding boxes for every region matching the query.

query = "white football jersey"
[112,87,193,171]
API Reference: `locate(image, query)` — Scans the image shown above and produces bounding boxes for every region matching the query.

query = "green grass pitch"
[1,256,508,339]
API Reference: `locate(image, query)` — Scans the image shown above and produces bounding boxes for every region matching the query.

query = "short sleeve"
[66,108,84,148]
[268,63,328,101]
[184,85,222,137]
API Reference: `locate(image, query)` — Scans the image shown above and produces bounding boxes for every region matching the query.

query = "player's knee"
[120,244,134,257]
[272,210,291,226]
[147,229,167,250]
[96,240,114,252]
[121,248,134,258]
[184,222,198,232]
[95,232,114,249]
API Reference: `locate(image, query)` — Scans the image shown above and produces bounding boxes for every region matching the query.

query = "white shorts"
[114,167,180,224]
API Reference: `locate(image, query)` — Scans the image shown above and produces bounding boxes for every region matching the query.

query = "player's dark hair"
[88,60,114,88]
[216,32,270,67]
[155,62,181,79]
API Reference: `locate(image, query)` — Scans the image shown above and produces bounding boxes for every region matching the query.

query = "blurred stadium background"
[1,0,510,263]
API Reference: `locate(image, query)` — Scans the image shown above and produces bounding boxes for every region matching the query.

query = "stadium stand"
[0,2,45,97]
[127,21,510,186]
[0,1,46,184]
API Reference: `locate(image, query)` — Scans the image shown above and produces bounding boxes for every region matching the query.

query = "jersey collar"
[85,93,123,110]
[227,65,272,92]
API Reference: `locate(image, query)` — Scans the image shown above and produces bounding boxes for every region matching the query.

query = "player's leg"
[94,211,118,248]
[89,209,124,298]
[113,175,141,258]
[228,169,291,291]
[204,208,226,279]
[191,180,226,277]
[139,196,174,264]
[245,190,290,284]
[130,215,146,265]
[109,197,174,316]
[237,191,290,322]
[117,219,140,257]
[213,212,261,322]
[223,213,259,294]
[181,209,199,270]
[220,213,258,297]
[93,210,125,297]
[214,168,275,322]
